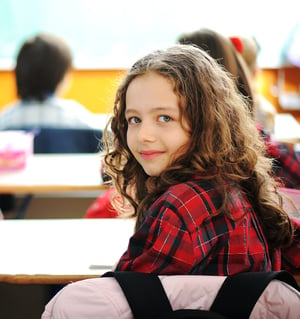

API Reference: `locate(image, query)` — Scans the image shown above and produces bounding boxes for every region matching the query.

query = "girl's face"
[125,71,190,176]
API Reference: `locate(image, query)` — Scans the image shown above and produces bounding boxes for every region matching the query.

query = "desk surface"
[0,218,299,285]
[273,113,300,144]
[0,218,135,284]
[0,153,107,194]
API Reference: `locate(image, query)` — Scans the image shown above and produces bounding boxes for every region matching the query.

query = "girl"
[103,44,300,275]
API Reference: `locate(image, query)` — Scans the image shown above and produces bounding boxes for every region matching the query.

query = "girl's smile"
[140,150,165,161]
[125,71,190,176]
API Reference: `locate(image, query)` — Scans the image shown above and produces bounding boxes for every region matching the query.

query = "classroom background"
[1,0,300,120]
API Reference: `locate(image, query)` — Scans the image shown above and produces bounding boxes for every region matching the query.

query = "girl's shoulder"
[164,178,220,200]
[154,178,250,218]
[145,179,226,234]
[154,178,223,214]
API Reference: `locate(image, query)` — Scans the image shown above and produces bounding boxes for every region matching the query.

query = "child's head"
[177,28,254,113]
[238,36,260,76]
[104,44,271,211]
[125,70,190,177]
[15,33,72,101]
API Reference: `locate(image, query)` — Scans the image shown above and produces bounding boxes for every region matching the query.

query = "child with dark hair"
[0,33,95,129]
[0,33,98,214]
[101,44,300,275]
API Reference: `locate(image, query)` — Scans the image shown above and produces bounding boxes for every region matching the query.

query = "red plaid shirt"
[116,179,300,275]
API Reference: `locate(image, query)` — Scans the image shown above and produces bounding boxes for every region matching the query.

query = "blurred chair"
[5,127,103,154]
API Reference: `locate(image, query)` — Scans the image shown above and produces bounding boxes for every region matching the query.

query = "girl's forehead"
[126,72,177,100]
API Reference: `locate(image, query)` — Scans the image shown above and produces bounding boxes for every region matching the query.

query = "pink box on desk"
[0,131,34,171]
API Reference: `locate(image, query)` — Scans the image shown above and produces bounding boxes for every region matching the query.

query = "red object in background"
[85,187,118,218]
[229,36,243,53]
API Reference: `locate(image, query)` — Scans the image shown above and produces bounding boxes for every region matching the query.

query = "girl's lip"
[140,150,164,160]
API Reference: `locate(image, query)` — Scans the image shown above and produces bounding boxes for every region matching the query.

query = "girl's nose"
[137,121,156,142]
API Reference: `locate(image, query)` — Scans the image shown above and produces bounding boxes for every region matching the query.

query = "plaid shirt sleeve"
[281,217,300,275]
[261,128,300,188]
[116,181,273,275]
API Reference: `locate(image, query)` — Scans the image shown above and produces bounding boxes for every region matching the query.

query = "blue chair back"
[4,127,103,154]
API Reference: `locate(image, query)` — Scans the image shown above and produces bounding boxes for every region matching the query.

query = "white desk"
[273,113,300,144]
[0,153,106,194]
[0,218,299,286]
[0,218,135,284]
[0,154,108,218]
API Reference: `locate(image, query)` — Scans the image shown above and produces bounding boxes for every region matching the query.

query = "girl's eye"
[127,116,141,124]
[158,115,172,122]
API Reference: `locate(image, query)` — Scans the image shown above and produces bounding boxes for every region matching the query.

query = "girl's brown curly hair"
[103,44,292,249]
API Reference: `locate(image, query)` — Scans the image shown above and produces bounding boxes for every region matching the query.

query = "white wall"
[0,0,299,69]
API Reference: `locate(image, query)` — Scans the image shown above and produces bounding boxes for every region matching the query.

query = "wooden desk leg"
[16,194,33,219]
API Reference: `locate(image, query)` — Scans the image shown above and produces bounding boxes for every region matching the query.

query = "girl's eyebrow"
[124,108,137,116]
[125,106,178,115]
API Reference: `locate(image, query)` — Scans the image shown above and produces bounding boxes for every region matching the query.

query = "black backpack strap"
[102,271,173,319]
[103,271,228,319]
[168,309,227,319]
[210,270,299,319]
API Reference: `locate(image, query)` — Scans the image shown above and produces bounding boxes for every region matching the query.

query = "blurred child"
[0,33,95,129]
[177,28,300,189]
[232,35,277,134]
[0,33,98,214]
